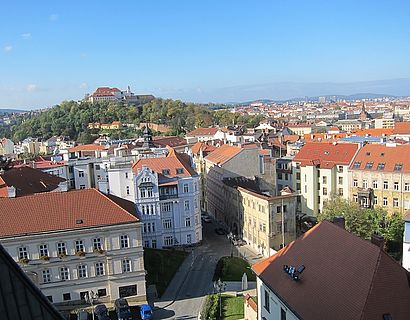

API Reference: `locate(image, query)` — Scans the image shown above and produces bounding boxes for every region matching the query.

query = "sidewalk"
[235,244,265,264]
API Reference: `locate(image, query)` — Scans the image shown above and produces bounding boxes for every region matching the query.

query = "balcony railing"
[159,193,179,201]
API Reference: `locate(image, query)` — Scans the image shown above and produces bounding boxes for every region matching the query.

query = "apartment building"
[403,211,410,271]
[0,189,146,305]
[349,143,410,213]
[132,148,202,248]
[252,221,410,320]
[292,142,359,216]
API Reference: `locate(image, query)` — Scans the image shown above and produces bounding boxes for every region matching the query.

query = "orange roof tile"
[69,144,107,152]
[293,142,358,168]
[204,144,242,165]
[393,122,410,135]
[350,143,410,173]
[191,142,217,155]
[0,189,138,238]
[351,128,393,136]
[252,221,410,319]
[187,127,220,136]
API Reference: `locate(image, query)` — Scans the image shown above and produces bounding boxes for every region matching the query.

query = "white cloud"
[21,33,31,39]
[4,45,13,52]
[49,14,59,21]
[26,84,38,92]
[80,82,88,89]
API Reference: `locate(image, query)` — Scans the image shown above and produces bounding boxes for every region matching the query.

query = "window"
[365,162,373,170]
[322,176,327,184]
[353,179,358,187]
[404,199,410,210]
[93,238,103,251]
[338,188,344,196]
[79,184,86,189]
[184,200,190,211]
[296,172,301,180]
[147,187,153,197]
[353,194,358,202]
[39,244,49,258]
[126,186,130,195]
[185,217,191,227]
[362,180,368,189]
[46,296,53,302]
[163,219,172,229]
[140,187,147,198]
[42,269,52,283]
[60,267,69,281]
[373,180,378,189]
[374,196,378,205]
[276,221,288,233]
[353,161,361,169]
[164,236,173,246]
[63,293,71,301]
[144,240,150,248]
[277,172,283,180]
[393,198,399,207]
[405,183,410,192]
[323,187,327,195]
[18,247,28,260]
[125,172,129,179]
[183,184,189,193]
[338,165,343,172]
[151,239,157,249]
[78,171,85,178]
[187,234,192,244]
[281,308,287,320]
[78,265,87,278]
[338,176,343,185]
[377,163,385,171]
[122,259,131,273]
[75,240,85,253]
[95,262,105,276]
[176,168,184,174]
[56,242,66,256]
[394,182,399,191]
[161,202,172,212]
[162,169,170,175]
[383,181,388,190]
[264,289,270,313]
[383,197,388,207]
[394,163,403,172]
[120,235,129,248]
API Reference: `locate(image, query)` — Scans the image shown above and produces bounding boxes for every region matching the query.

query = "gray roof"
[0,244,64,320]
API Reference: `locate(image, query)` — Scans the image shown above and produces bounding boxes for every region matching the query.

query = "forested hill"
[3,99,263,142]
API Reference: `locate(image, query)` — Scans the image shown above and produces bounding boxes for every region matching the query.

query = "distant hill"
[0,109,26,114]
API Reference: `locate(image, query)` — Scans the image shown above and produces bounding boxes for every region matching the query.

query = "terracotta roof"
[393,122,410,135]
[91,87,121,97]
[293,142,358,168]
[204,144,243,165]
[153,136,187,148]
[351,128,394,136]
[252,221,410,320]
[350,143,410,173]
[132,150,196,177]
[186,127,220,136]
[0,167,66,198]
[69,144,107,152]
[0,189,138,238]
[191,142,217,155]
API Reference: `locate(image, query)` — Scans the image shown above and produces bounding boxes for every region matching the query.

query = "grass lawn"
[222,295,244,320]
[144,248,189,297]
[214,256,256,281]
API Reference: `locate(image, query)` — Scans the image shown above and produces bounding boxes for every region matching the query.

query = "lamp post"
[213,278,226,318]
[84,290,99,320]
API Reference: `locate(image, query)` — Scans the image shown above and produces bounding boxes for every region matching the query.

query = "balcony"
[159,193,179,201]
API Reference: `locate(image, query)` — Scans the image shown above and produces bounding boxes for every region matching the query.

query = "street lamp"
[84,290,99,320]
[213,278,226,318]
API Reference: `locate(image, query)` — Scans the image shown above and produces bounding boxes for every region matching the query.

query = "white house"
[132,148,202,248]
[403,211,410,271]
[0,189,146,305]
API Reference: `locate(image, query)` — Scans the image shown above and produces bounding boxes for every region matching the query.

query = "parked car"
[77,310,88,320]
[114,298,132,320]
[140,304,153,320]
[94,304,110,320]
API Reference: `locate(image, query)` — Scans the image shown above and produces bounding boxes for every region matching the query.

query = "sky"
[1,0,410,109]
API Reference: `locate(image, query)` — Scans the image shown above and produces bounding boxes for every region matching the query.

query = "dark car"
[94,304,110,320]
[215,228,227,235]
[114,298,132,320]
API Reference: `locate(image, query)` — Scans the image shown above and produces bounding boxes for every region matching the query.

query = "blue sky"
[1,0,410,109]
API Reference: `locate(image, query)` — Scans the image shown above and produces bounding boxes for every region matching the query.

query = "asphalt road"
[153,220,233,319]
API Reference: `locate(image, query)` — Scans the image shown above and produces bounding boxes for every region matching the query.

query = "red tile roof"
[152,136,187,148]
[132,150,196,177]
[91,87,121,97]
[252,221,410,320]
[191,142,217,155]
[186,127,220,136]
[351,128,394,136]
[393,122,410,135]
[0,167,66,198]
[293,142,358,168]
[350,143,410,173]
[69,144,107,152]
[0,189,138,238]
[204,144,243,165]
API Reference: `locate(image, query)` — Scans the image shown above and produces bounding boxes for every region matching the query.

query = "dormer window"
[353,161,361,169]
[377,163,385,171]
[162,169,170,175]
[176,168,184,174]
[394,163,403,172]
[365,162,373,170]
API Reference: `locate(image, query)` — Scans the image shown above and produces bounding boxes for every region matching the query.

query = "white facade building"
[0,189,146,305]
[403,212,410,271]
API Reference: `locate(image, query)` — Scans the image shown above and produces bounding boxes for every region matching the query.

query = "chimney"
[371,234,385,250]
[332,216,345,229]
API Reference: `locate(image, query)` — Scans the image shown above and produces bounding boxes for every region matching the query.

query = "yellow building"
[349,143,410,214]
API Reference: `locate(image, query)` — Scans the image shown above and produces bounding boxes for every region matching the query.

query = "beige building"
[349,143,410,214]
[292,142,359,216]
[374,117,395,129]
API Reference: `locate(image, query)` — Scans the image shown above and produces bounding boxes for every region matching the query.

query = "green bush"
[201,294,219,320]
